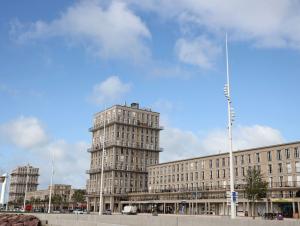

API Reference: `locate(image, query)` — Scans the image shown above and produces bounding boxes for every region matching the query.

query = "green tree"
[245,168,268,218]
[72,190,85,203]
[51,194,63,210]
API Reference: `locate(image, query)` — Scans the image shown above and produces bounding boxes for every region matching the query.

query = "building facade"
[121,141,300,217]
[86,103,162,212]
[9,165,39,204]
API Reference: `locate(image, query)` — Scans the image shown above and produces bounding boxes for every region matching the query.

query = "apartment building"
[121,141,300,217]
[86,103,162,212]
[8,165,39,204]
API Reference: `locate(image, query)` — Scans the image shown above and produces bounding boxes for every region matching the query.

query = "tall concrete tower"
[86,103,162,212]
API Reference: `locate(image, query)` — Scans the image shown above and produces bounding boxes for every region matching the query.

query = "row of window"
[149,147,300,175]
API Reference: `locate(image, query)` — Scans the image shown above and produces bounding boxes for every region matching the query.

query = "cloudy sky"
[1,0,300,189]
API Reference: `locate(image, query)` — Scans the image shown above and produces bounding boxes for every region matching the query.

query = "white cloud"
[0,116,48,149]
[11,1,151,60]
[175,36,221,68]
[0,116,88,188]
[89,76,131,105]
[132,0,300,49]
[160,124,284,162]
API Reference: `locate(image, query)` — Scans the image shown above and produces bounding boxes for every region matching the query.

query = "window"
[216,159,220,168]
[241,155,244,165]
[278,163,283,173]
[268,164,272,174]
[287,175,293,186]
[297,176,300,186]
[267,151,272,161]
[296,162,300,173]
[256,153,260,163]
[210,171,213,179]
[241,167,245,176]
[217,170,220,178]
[222,158,225,167]
[285,149,290,159]
[209,160,213,169]
[279,176,283,187]
[277,150,282,160]
[269,177,273,188]
[248,154,251,163]
[286,163,292,173]
[223,169,226,178]
[234,156,238,165]
[295,147,299,158]
[235,168,238,177]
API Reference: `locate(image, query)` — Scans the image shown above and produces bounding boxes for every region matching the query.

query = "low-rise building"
[121,141,300,217]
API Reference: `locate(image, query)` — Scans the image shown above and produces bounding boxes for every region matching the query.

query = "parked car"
[122,206,137,215]
[103,209,112,215]
[73,209,84,214]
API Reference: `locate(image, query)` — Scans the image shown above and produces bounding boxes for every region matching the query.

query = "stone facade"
[8,165,39,204]
[86,103,162,212]
[122,141,300,217]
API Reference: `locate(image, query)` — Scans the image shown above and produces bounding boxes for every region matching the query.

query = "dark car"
[103,209,112,215]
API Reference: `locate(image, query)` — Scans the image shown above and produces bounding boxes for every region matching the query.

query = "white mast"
[99,106,106,215]
[224,33,236,219]
[48,155,54,214]
[23,164,30,211]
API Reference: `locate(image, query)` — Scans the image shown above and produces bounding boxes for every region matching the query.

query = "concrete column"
[87,198,90,212]
[110,197,114,212]
[292,202,296,216]
[223,202,226,216]
[204,202,207,214]
[270,201,273,213]
[192,202,195,215]
[163,203,165,214]
[94,199,97,212]
[266,201,269,213]
[208,202,210,214]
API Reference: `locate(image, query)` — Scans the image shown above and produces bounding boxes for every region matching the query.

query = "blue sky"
[0,0,300,189]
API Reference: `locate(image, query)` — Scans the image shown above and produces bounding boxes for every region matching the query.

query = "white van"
[122,205,137,215]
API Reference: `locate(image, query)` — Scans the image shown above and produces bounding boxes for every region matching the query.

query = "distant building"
[8,165,39,204]
[26,184,85,211]
[86,103,162,212]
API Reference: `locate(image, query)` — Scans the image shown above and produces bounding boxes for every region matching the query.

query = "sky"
[0,0,300,189]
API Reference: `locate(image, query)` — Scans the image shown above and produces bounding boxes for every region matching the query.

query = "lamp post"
[224,33,236,219]
[99,107,106,215]
[23,164,30,211]
[48,156,54,213]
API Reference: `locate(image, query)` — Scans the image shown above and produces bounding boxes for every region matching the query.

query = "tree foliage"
[71,190,85,203]
[245,168,268,201]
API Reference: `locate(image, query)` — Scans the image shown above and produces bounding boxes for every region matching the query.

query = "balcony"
[89,117,163,132]
[87,141,163,153]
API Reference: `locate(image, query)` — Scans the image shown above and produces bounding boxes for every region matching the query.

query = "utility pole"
[99,107,106,215]
[224,33,236,219]
[48,156,54,214]
[23,164,30,211]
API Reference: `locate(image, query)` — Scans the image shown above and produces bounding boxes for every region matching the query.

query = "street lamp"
[99,107,107,215]
[224,33,236,219]
[48,155,54,213]
[23,164,30,211]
